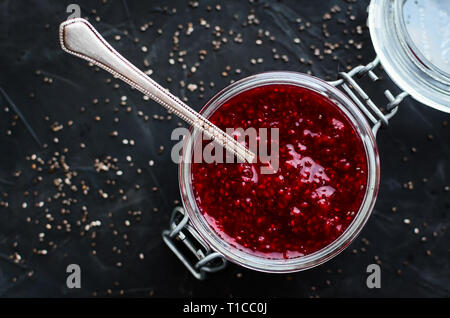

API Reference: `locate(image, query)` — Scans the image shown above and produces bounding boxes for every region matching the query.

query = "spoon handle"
[59,18,254,163]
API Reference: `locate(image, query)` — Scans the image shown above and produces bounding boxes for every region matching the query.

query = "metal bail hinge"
[328,57,409,137]
[162,207,227,280]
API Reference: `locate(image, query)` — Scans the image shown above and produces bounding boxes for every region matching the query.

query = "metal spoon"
[59,18,255,163]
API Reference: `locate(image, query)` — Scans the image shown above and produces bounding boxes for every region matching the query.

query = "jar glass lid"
[368,0,450,112]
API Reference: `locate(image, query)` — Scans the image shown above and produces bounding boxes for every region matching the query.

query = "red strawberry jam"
[191,84,368,259]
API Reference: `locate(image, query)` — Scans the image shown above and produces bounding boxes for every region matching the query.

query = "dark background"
[0,0,448,297]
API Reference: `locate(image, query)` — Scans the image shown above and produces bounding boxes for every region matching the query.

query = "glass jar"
[179,72,380,273]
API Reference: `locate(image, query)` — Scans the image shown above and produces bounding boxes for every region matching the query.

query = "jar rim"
[179,71,380,273]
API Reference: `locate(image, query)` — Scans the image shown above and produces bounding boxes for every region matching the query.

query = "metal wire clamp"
[162,207,227,280]
[328,57,409,137]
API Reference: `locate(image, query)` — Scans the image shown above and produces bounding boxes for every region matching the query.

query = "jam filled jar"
[164,0,449,279]
[177,72,380,273]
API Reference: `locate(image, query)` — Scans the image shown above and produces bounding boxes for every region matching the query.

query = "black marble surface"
[0,0,448,297]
